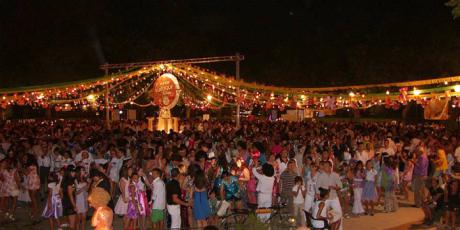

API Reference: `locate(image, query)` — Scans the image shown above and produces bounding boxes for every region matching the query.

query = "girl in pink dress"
[1,160,20,221]
[26,164,40,221]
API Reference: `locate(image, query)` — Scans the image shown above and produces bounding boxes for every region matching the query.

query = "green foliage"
[446,0,460,18]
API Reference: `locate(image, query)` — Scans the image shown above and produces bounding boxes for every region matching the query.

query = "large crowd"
[0,119,459,230]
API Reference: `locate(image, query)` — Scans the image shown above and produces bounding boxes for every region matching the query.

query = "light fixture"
[454,85,460,93]
[207,95,212,102]
[444,81,448,85]
[386,90,390,95]
[413,88,421,96]
[349,92,355,97]
[87,94,95,102]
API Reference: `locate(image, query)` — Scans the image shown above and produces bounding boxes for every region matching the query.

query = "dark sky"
[2,0,460,88]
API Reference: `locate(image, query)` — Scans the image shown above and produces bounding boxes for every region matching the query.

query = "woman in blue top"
[192,170,211,228]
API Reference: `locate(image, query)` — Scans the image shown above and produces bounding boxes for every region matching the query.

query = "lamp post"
[104,64,110,130]
[236,53,241,128]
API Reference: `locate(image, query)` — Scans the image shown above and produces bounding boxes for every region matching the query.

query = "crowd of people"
[0,118,459,230]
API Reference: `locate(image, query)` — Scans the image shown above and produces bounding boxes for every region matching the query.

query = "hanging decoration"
[0,63,460,114]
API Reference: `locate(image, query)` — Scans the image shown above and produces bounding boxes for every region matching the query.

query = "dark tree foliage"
[2,0,460,88]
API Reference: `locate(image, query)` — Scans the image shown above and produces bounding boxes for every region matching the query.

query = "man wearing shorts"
[150,168,166,230]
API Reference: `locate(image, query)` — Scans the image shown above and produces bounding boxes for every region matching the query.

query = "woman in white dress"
[114,167,131,229]
[75,166,89,230]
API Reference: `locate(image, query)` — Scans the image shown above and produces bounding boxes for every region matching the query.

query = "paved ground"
[0,192,452,230]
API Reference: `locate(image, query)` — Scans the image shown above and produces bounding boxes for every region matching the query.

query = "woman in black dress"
[61,165,77,229]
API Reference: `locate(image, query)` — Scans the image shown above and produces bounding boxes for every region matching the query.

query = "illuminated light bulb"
[207,95,212,102]
[413,88,421,96]
[301,95,306,100]
[445,81,448,85]
[119,110,123,114]
[386,90,390,95]
[87,94,96,101]
[349,92,355,97]
[454,85,460,93]
[2,96,6,100]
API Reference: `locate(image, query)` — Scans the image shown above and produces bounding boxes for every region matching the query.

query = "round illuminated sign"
[151,73,181,109]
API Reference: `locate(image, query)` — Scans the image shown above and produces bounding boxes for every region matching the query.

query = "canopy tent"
[1,63,460,117]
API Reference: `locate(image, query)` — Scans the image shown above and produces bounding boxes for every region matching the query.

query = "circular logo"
[151,73,180,109]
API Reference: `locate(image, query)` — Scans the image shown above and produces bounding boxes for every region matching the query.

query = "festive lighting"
[386,90,390,95]
[444,81,448,85]
[413,88,421,96]
[454,85,460,93]
[87,94,96,102]
[349,92,355,97]
[207,95,213,102]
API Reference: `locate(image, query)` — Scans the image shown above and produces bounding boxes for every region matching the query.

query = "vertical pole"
[236,53,241,128]
[105,65,111,130]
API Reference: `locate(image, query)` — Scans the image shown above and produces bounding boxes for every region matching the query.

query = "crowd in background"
[0,119,459,230]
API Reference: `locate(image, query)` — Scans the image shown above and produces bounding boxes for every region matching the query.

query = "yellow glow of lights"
[206,95,212,102]
[444,81,448,85]
[413,88,421,96]
[349,92,355,97]
[386,90,390,95]
[87,94,96,102]
[454,85,460,93]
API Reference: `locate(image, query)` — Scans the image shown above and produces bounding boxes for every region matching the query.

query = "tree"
[447,0,460,18]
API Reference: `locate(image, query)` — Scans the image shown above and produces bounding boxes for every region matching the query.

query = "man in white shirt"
[150,168,166,230]
[316,161,343,230]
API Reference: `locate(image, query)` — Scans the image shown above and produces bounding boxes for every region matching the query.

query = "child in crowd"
[382,157,398,212]
[292,176,306,227]
[0,159,20,221]
[26,164,40,222]
[126,181,139,230]
[352,161,365,216]
[208,189,219,226]
[339,162,352,218]
[362,160,378,216]
[75,166,89,230]
[311,188,333,230]
[42,172,62,230]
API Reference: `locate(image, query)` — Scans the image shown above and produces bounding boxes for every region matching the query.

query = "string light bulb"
[386,90,390,95]
[413,88,421,96]
[207,95,212,102]
[349,92,355,97]
[454,85,460,93]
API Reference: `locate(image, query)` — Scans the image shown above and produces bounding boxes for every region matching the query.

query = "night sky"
[2,0,460,88]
